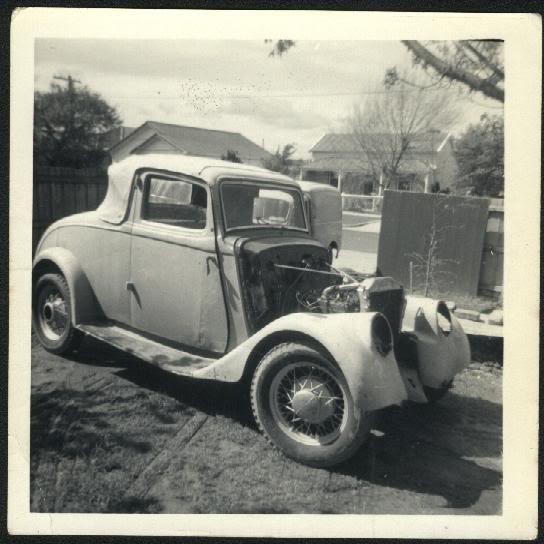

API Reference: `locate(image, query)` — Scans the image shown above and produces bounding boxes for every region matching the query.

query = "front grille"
[368,288,405,341]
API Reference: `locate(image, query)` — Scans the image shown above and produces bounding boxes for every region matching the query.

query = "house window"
[142,175,208,229]
[397,179,411,191]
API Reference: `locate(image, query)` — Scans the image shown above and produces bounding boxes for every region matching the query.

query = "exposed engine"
[237,238,406,337]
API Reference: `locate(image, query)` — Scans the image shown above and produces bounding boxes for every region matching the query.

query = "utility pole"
[53,74,81,93]
[53,75,82,143]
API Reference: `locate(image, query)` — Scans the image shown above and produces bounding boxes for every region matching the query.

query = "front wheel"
[423,379,453,404]
[32,273,82,355]
[251,342,372,467]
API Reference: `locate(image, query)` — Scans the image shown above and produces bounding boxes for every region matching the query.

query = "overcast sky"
[35,39,503,158]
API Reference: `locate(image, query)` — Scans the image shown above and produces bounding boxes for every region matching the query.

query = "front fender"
[195,312,408,413]
[33,247,103,325]
[402,296,470,389]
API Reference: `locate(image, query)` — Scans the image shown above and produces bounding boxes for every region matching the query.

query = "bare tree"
[407,199,457,296]
[348,74,457,191]
[406,195,482,296]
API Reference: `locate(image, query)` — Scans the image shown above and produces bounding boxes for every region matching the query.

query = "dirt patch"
[30,335,502,514]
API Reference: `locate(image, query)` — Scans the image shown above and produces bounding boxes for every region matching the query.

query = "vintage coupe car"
[32,155,470,467]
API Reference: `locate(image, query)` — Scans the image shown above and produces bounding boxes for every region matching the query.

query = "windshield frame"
[219,178,309,234]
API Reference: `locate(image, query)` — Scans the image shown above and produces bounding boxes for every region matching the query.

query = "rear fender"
[402,296,470,389]
[195,312,408,413]
[33,247,103,325]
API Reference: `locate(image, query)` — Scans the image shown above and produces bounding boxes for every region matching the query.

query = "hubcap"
[38,286,68,341]
[270,362,348,446]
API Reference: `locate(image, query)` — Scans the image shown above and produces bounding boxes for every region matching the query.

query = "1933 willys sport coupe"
[33,155,470,467]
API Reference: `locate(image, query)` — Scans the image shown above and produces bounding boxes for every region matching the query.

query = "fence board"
[377,191,490,296]
[479,209,504,295]
[33,166,108,252]
[51,182,65,222]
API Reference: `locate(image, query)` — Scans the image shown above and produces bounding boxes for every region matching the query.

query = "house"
[301,130,458,194]
[108,121,273,166]
[102,126,137,150]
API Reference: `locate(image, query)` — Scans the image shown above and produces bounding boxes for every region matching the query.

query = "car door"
[129,171,228,354]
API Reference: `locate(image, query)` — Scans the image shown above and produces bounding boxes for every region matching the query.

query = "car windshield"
[221,182,307,232]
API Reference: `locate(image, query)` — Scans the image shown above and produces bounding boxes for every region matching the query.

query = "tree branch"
[402,40,504,102]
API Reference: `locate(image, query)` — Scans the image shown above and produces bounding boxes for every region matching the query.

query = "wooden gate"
[377,191,490,296]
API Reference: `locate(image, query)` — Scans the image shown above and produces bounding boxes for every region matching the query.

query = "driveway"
[336,217,381,273]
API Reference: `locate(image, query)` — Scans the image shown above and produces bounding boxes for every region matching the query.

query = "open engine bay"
[237,238,406,336]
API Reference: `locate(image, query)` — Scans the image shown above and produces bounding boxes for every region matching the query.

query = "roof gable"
[131,133,186,155]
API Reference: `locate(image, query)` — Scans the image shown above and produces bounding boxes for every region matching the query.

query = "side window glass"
[143,176,207,229]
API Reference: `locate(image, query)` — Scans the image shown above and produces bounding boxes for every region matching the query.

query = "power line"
[105,86,451,101]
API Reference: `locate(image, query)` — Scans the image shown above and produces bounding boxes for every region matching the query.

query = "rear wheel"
[251,342,372,467]
[32,273,82,354]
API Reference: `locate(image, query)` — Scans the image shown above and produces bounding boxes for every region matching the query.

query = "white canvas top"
[97,154,297,224]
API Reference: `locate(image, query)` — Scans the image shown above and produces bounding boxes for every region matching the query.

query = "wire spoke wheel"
[251,342,372,467]
[32,273,82,354]
[270,361,348,446]
[38,285,69,341]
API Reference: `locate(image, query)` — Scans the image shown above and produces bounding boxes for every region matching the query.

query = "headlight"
[436,302,452,336]
[372,314,392,356]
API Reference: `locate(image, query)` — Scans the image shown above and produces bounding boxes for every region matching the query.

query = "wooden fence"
[33,166,108,252]
[478,207,504,297]
[341,194,383,214]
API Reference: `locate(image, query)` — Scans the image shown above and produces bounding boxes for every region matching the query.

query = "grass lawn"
[30,335,502,515]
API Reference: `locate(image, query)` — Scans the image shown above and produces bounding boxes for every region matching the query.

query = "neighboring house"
[301,131,458,194]
[102,126,137,150]
[108,120,273,166]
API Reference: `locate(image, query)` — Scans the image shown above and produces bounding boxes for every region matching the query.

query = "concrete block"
[455,308,481,322]
[486,310,503,326]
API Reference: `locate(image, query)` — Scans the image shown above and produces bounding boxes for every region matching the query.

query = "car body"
[32,154,470,467]
[297,180,342,259]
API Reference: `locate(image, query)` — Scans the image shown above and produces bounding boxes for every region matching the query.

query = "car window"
[143,176,208,229]
[221,183,307,231]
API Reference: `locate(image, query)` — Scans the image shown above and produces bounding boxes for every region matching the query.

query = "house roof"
[310,131,450,155]
[303,157,368,173]
[302,157,431,175]
[103,126,137,149]
[110,120,273,161]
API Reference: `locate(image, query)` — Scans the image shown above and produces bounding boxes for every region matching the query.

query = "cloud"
[222,97,330,130]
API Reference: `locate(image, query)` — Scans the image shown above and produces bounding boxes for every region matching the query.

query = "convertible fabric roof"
[97,154,297,224]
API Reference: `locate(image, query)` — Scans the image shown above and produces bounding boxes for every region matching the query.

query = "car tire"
[32,273,82,355]
[423,380,453,404]
[251,342,372,467]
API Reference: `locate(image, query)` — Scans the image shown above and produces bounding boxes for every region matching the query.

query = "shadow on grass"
[31,388,155,459]
[334,395,502,510]
[65,336,255,428]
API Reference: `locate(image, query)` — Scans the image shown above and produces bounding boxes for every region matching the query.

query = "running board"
[77,323,218,377]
